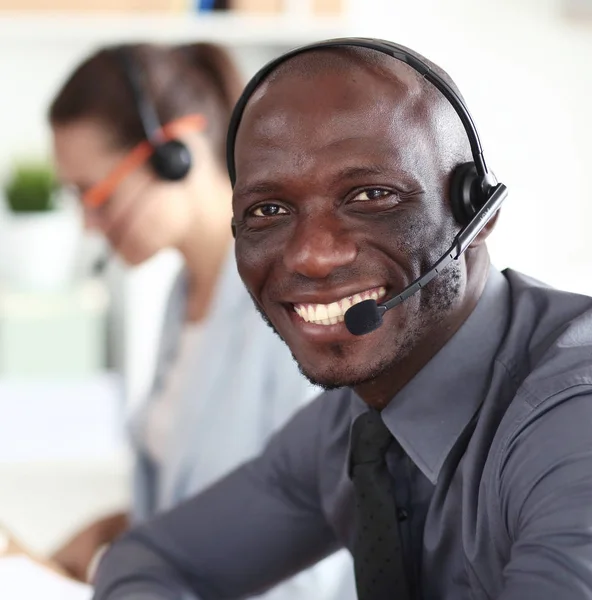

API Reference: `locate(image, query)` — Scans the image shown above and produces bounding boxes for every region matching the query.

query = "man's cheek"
[236,248,265,297]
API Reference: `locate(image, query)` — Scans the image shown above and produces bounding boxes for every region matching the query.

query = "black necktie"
[350,409,411,600]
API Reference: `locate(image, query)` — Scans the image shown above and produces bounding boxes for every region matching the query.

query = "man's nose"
[283,214,358,279]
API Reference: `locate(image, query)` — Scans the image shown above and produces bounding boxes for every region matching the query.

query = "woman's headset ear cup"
[450,161,482,226]
[150,140,192,181]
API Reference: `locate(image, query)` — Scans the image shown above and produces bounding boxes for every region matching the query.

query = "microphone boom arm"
[381,183,507,313]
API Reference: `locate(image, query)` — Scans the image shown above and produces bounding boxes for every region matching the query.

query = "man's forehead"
[232,74,428,197]
[264,46,425,96]
[235,53,430,149]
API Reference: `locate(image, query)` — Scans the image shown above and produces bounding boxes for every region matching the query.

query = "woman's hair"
[49,42,244,167]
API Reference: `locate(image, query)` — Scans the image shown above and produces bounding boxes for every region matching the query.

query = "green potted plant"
[0,160,81,290]
[4,163,58,213]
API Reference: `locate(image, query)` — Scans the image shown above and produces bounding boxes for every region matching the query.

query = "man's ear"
[470,208,501,248]
[231,219,237,239]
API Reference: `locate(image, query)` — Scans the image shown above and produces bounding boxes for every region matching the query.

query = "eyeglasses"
[81,114,206,211]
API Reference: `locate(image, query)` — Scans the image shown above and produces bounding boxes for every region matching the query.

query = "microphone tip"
[344,299,383,336]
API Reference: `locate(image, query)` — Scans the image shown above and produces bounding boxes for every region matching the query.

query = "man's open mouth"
[293,287,386,326]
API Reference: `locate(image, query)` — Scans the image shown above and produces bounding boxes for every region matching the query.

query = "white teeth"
[340,297,352,312]
[327,301,341,319]
[293,286,386,326]
[315,304,329,321]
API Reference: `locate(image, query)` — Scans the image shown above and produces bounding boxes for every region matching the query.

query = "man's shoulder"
[489,269,592,464]
[504,268,592,324]
[501,268,592,403]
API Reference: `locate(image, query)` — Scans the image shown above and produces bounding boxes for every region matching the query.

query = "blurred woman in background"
[47,42,353,598]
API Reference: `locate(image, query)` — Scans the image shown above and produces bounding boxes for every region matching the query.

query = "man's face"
[232,59,464,389]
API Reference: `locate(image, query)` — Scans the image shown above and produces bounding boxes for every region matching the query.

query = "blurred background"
[0,0,590,562]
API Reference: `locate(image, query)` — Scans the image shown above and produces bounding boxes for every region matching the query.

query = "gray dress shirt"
[94,267,592,600]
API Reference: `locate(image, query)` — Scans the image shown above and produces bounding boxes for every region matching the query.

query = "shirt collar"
[375,266,511,485]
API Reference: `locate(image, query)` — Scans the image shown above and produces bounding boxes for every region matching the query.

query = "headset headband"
[226,37,490,186]
[118,47,163,145]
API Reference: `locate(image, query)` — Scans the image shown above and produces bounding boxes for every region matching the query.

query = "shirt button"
[397,507,409,522]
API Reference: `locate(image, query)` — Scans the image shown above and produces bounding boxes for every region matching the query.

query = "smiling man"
[230,45,477,403]
[93,39,592,600]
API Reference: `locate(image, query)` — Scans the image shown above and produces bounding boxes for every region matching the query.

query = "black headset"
[226,37,503,229]
[118,47,192,182]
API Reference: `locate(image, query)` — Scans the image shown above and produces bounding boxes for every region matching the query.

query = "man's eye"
[352,188,392,202]
[251,204,288,217]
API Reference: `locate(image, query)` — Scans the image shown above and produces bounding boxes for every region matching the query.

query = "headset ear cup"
[150,140,192,181]
[450,162,482,226]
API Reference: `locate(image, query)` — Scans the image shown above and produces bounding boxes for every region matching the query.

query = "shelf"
[0,11,352,46]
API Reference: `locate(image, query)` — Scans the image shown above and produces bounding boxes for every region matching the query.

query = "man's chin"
[295,354,395,392]
[297,367,344,391]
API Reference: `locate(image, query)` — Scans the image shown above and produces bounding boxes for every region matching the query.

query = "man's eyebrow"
[233,181,281,199]
[333,164,392,181]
